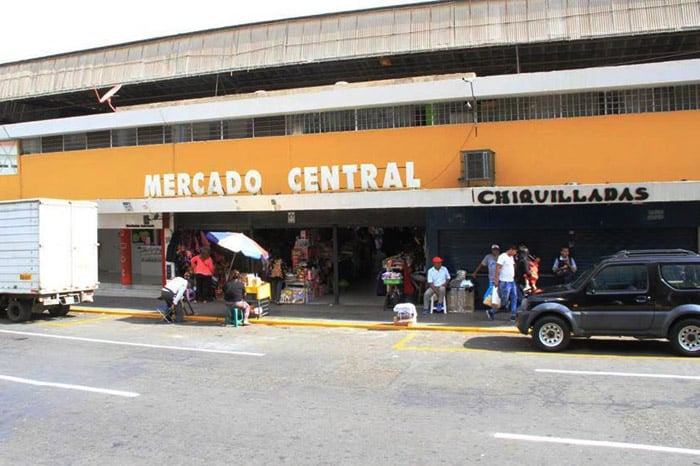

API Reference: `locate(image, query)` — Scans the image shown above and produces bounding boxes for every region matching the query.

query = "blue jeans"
[498,281,518,316]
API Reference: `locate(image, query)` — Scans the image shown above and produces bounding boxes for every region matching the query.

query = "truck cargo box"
[0,199,98,321]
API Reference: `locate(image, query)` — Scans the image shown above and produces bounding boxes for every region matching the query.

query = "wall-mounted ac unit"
[459,149,495,186]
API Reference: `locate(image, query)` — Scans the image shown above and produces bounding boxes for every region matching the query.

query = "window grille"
[138,126,165,145]
[15,85,700,155]
[87,131,111,149]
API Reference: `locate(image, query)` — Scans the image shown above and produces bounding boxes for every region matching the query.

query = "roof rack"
[612,249,698,257]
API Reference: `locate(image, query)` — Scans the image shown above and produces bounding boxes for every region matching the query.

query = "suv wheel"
[669,319,700,357]
[533,316,571,352]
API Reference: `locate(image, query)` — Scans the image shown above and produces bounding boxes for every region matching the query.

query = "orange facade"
[2,110,699,201]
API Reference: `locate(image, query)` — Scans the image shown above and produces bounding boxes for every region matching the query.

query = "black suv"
[515,249,700,356]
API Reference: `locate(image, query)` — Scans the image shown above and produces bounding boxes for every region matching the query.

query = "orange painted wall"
[1,110,698,201]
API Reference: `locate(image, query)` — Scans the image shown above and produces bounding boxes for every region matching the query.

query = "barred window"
[41,135,63,153]
[192,121,221,141]
[87,131,111,149]
[223,119,253,139]
[138,126,165,145]
[21,138,42,154]
[253,116,286,137]
[112,128,137,147]
[64,133,87,151]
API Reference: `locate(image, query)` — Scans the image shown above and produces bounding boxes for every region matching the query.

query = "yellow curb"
[72,306,520,334]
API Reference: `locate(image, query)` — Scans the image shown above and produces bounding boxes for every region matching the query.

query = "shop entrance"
[174,208,427,306]
[251,226,426,306]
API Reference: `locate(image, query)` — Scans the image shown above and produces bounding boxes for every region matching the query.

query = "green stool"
[224,304,244,327]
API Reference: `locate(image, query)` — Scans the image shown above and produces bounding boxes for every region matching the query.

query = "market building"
[1,0,699,303]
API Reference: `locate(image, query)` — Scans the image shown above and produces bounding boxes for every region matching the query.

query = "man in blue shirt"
[423,256,451,315]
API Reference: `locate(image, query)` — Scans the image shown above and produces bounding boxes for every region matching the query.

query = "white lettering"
[303,166,319,192]
[288,168,302,193]
[382,162,403,189]
[207,171,224,196]
[144,175,162,197]
[177,173,192,196]
[406,161,420,189]
[244,170,262,193]
[163,173,176,197]
[226,171,241,194]
[192,173,205,195]
[341,164,358,190]
[360,164,378,190]
[320,166,339,192]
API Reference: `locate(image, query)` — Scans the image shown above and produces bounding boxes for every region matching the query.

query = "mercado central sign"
[142,160,676,207]
[144,161,421,197]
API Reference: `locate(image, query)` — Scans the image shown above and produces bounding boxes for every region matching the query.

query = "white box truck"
[0,199,99,322]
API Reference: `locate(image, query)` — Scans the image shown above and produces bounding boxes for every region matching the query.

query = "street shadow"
[463,335,677,357]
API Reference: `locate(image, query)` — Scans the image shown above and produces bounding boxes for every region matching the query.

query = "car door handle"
[635,296,648,303]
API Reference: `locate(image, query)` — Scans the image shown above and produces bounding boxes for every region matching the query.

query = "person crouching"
[160,275,190,323]
[223,270,252,326]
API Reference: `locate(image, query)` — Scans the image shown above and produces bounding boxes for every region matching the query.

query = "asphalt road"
[1,312,699,465]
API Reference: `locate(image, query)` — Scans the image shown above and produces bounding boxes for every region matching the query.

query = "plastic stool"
[430,295,447,314]
[224,305,244,327]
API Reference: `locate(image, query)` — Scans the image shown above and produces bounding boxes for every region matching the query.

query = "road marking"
[536,369,700,381]
[0,329,265,357]
[392,333,416,350]
[494,433,700,456]
[41,315,113,328]
[0,374,139,398]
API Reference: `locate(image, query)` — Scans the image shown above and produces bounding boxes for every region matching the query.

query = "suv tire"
[533,316,571,352]
[669,318,700,357]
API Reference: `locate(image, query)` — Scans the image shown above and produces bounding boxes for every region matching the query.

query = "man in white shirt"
[160,275,190,323]
[423,256,451,315]
[494,245,519,323]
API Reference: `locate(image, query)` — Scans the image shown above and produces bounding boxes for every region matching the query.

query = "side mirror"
[586,279,596,295]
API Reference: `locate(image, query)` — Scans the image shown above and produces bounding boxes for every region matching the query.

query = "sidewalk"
[74,295,519,334]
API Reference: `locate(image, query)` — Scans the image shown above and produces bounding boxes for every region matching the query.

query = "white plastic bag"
[490,287,501,307]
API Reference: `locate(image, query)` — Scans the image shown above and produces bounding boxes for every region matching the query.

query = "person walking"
[552,247,578,284]
[423,256,450,315]
[494,245,519,323]
[472,244,500,318]
[191,247,215,303]
[472,244,500,284]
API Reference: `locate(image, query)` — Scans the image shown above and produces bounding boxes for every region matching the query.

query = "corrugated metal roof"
[3,58,699,141]
[1,0,699,102]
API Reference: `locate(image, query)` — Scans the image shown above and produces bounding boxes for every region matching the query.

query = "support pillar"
[119,229,132,286]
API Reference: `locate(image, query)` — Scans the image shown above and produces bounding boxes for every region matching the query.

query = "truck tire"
[7,300,32,322]
[49,305,70,317]
[533,316,571,352]
[669,319,700,357]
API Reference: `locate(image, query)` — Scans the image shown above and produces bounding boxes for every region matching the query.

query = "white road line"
[536,368,700,381]
[0,329,265,357]
[494,433,700,456]
[0,374,139,398]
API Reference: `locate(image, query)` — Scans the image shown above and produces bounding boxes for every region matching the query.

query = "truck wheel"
[669,319,700,357]
[49,305,70,317]
[533,316,571,352]
[6,300,32,323]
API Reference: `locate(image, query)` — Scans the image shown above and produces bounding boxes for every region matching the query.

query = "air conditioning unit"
[459,149,495,186]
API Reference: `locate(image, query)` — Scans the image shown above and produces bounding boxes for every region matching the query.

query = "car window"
[660,264,700,290]
[592,264,648,292]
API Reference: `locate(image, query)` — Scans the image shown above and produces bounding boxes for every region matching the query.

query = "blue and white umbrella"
[206,232,269,261]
